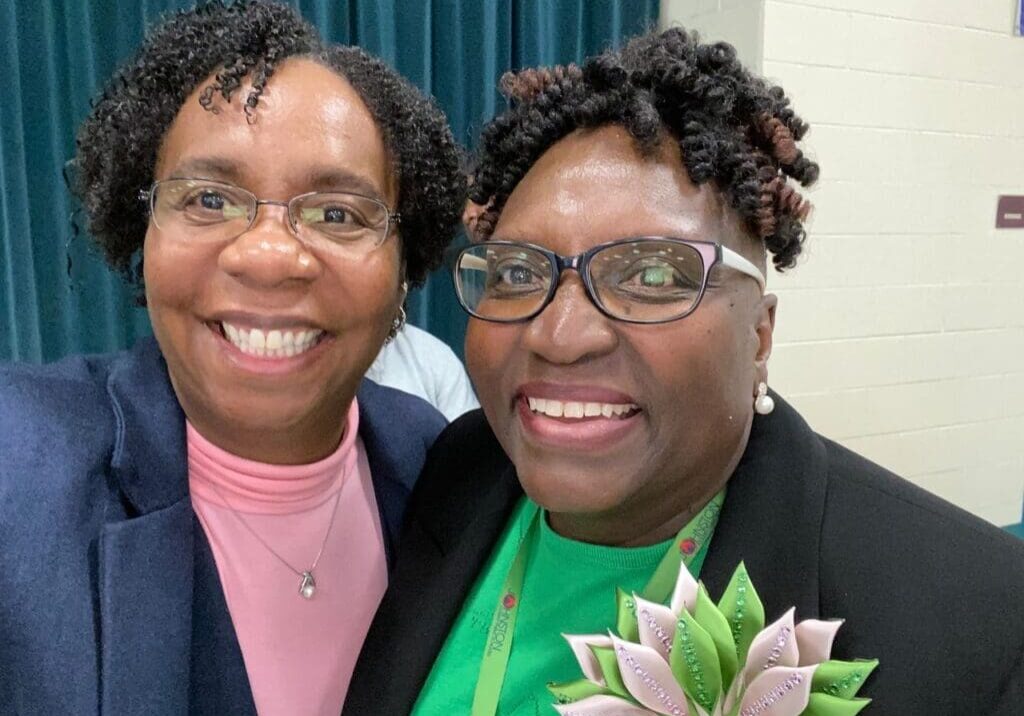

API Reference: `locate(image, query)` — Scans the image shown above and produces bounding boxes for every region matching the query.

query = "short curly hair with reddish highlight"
[469,28,819,271]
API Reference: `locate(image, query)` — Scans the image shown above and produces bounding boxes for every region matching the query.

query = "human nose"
[217,203,320,287]
[522,272,618,365]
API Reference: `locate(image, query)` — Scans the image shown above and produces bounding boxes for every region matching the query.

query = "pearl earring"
[754,381,775,415]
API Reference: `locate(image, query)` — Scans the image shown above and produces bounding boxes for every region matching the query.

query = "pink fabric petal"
[553,694,658,715]
[722,669,745,715]
[670,563,700,616]
[794,619,843,666]
[737,665,817,716]
[634,594,679,661]
[742,607,798,686]
[563,634,613,684]
[611,635,690,716]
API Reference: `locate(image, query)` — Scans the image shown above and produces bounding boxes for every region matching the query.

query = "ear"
[754,292,777,382]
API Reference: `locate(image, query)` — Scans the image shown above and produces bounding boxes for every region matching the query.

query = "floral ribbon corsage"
[548,563,878,716]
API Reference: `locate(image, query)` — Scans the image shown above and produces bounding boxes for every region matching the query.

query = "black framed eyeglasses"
[452,237,766,324]
[140,177,400,252]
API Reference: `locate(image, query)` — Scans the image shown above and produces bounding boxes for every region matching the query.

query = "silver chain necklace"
[208,480,345,600]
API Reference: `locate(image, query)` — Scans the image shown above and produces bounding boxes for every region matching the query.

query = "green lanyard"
[470,490,725,716]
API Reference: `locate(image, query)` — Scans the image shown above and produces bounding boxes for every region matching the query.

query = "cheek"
[465,321,518,407]
[465,320,498,386]
[630,315,751,414]
[321,244,402,325]
[143,231,207,326]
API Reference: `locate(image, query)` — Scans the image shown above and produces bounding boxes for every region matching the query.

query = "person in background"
[367,323,479,422]
[344,28,1024,715]
[0,2,464,714]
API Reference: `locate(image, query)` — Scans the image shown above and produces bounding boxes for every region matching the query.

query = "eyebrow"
[303,167,385,202]
[165,158,386,203]
[168,157,243,182]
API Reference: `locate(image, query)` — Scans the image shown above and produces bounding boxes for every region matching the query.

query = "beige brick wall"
[661,0,1024,525]
[660,0,765,66]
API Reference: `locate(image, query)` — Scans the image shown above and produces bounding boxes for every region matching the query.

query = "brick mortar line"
[837,413,1024,442]
[787,372,1024,399]
[765,59,1024,92]
[804,124,1022,140]
[768,0,1014,37]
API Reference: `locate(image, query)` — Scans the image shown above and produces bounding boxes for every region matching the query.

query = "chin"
[214,392,317,433]
[517,466,629,516]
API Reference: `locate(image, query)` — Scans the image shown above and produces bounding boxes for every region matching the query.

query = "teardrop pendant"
[299,571,317,600]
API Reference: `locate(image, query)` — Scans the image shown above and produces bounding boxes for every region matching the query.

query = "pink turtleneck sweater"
[187,398,387,716]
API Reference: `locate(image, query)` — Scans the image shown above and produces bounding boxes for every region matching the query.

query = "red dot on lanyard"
[680,538,697,555]
[502,593,517,609]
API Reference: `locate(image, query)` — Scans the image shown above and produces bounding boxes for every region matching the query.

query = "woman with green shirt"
[343,28,1024,716]
[417,490,723,715]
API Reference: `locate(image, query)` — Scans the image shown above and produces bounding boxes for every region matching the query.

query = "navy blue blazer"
[0,337,445,715]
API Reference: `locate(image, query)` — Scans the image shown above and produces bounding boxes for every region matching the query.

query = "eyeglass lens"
[150,178,390,248]
[455,239,707,322]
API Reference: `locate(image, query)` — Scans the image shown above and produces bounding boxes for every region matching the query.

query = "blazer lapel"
[188,516,257,715]
[355,379,445,568]
[97,338,196,715]
[98,500,195,714]
[699,395,828,622]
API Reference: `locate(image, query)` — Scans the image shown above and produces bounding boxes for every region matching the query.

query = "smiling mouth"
[212,321,327,359]
[526,396,641,420]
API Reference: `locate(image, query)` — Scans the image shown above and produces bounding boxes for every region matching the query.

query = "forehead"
[155,58,392,201]
[494,125,728,253]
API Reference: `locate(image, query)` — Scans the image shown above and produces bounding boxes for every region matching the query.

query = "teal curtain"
[0,0,657,363]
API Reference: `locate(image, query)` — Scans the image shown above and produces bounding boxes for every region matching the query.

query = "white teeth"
[526,397,639,420]
[564,402,584,418]
[527,397,548,414]
[220,322,324,359]
[249,328,266,350]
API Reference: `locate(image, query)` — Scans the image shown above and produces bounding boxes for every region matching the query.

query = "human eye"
[299,194,379,241]
[486,252,548,297]
[615,257,701,302]
[172,182,248,224]
[302,204,364,227]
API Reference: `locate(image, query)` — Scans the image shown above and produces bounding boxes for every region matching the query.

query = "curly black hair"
[73,0,464,289]
[469,28,819,270]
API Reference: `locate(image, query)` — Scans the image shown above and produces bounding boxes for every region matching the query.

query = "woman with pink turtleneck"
[0,3,464,714]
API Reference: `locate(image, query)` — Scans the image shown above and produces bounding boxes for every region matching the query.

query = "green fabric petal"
[804,693,872,716]
[670,607,723,713]
[615,587,640,642]
[694,584,739,691]
[589,644,632,700]
[811,659,879,699]
[547,678,613,705]
[717,562,765,665]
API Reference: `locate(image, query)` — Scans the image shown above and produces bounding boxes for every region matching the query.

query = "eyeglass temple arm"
[720,247,766,291]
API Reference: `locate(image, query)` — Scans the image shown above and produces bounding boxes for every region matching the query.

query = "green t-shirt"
[412,498,715,716]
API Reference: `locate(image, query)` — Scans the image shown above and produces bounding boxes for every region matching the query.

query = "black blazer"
[344,395,1024,715]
